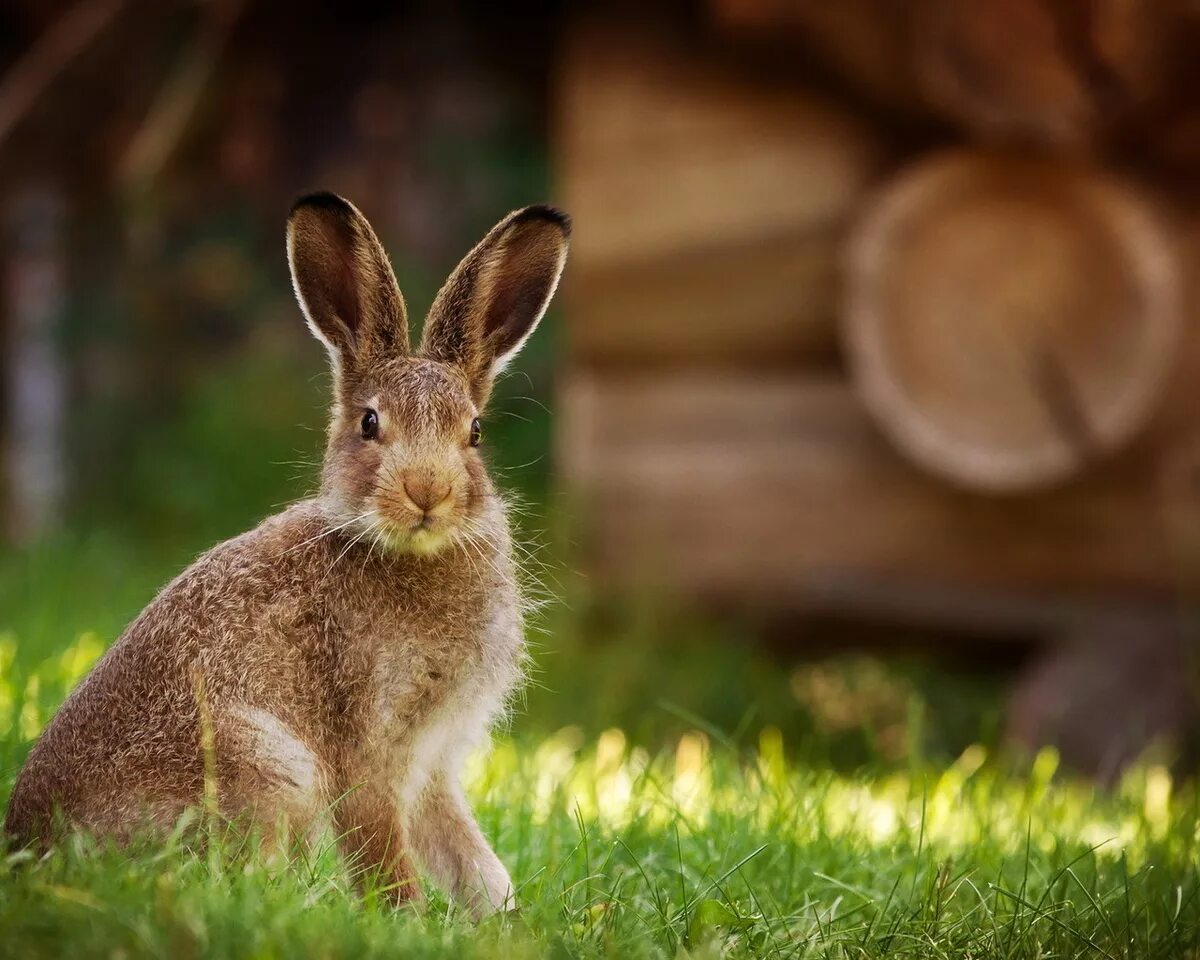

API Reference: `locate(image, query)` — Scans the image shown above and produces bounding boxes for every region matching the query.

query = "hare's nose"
[403,476,452,515]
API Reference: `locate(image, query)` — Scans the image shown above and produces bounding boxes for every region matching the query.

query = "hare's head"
[287,193,569,555]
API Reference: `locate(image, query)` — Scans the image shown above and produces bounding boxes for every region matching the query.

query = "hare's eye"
[360,409,379,441]
[469,418,482,447]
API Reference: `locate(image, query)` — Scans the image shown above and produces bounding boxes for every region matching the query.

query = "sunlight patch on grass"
[470,725,1192,874]
[2,723,1198,957]
[1,633,1197,958]
[0,631,104,741]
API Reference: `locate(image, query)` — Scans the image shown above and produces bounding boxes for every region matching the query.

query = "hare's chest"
[372,608,523,804]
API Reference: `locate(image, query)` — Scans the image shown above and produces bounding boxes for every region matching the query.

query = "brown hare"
[4,193,570,917]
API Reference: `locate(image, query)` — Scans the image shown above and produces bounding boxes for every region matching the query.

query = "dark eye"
[469,417,482,447]
[361,409,379,440]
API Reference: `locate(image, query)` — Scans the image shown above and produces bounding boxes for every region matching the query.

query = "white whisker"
[325,516,376,576]
[277,510,374,557]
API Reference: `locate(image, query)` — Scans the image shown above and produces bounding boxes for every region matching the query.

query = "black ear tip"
[512,204,572,238]
[289,191,355,220]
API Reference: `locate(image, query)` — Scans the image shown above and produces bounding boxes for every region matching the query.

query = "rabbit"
[3,193,570,917]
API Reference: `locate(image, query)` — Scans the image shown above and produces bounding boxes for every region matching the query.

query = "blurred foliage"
[524,597,1006,768]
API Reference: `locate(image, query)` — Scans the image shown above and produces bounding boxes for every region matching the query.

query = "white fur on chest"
[393,668,508,809]
[375,606,523,810]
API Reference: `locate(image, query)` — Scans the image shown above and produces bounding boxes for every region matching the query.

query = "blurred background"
[2,0,1200,783]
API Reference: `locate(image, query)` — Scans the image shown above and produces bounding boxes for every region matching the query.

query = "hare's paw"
[470,856,516,918]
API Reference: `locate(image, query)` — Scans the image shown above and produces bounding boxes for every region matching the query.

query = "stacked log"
[557,22,881,368]
[709,0,1183,148]
[560,371,1178,613]
[844,151,1181,492]
[707,0,923,116]
[913,0,1173,145]
[557,14,1197,630]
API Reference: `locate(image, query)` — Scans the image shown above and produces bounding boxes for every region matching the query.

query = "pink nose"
[403,476,452,514]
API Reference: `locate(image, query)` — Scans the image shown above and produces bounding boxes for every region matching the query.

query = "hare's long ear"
[287,193,408,380]
[420,205,569,407]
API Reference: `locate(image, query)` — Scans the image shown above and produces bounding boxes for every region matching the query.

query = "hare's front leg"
[408,769,515,918]
[334,779,421,905]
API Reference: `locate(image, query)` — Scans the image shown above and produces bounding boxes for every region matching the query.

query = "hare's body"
[4,196,570,916]
[8,497,519,827]
[7,496,522,908]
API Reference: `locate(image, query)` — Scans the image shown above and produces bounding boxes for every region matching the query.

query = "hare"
[3,193,570,916]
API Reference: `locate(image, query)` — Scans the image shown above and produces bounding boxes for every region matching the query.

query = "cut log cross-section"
[844,151,1182,493]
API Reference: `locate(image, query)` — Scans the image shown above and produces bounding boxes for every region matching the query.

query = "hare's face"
[287,193,568,557]
[324,358,488,555]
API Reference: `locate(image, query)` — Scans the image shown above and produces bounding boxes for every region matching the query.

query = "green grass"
[1,576,1199,959]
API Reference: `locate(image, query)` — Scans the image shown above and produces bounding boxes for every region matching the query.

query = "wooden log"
[709,0,1182,147]
[557,19,880,365]
[567,234,838,368]
[912,0,1174,145]
[558,370,1185,626]
[843,151,1181,494]
[706,0,923,116]
[558,27,879,265]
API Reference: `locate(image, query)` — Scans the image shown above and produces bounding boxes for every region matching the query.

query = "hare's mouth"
[372,515,456,557]
[403,525,453,556]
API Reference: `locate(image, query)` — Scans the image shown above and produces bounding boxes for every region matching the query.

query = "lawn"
[1,551,1199,960]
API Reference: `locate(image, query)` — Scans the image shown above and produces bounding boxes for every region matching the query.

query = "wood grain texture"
[844,151,1182,493]
[559,370,1190,623]
[556,18,879,365]
[565,235,839,368]
[913,0,1173,145]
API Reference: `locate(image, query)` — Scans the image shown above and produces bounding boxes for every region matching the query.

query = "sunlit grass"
[1,629,1198,959]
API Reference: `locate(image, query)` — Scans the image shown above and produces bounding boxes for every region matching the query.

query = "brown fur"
[4,194,570,917]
